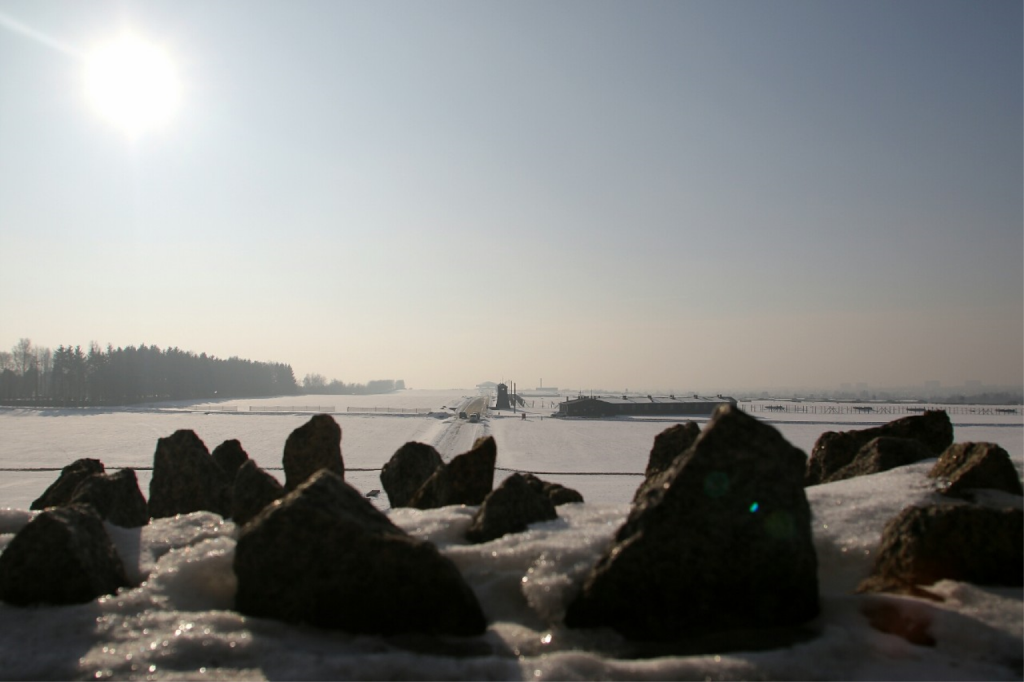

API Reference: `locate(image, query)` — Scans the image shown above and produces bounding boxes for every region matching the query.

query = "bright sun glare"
[84,34,181,137]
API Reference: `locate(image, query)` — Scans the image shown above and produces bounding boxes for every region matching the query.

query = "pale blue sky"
[1,0,1021,392]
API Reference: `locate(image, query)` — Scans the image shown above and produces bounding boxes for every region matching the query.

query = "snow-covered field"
[1,390,1021,680]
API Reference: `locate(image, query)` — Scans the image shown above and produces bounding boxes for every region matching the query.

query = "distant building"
[555,394,736,418]
[521,388,559,397]
[526,379,559,396]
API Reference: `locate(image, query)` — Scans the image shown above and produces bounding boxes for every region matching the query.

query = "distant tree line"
[300,374,405,395]
[0,338,299,405]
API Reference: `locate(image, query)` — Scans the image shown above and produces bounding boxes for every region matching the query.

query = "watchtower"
[494,383,511,410]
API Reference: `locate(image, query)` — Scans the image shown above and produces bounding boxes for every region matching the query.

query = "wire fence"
[186,406,336,413]
[741,403,1021,416]
[495,466,642,476]
[183,406,435,414]
[345,407,433,414]
[249,406,337,413]
[3,463,644,474]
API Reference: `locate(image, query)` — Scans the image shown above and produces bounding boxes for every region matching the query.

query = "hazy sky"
[1,0,1021,392]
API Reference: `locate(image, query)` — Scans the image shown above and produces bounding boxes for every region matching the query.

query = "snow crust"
[0,393,1021,679]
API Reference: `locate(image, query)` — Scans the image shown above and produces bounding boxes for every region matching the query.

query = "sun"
[84,33,181,137]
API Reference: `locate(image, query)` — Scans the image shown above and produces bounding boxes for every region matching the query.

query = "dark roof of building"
[565,395,732,405]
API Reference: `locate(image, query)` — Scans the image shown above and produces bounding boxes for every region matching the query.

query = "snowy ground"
[0,390,1021,680]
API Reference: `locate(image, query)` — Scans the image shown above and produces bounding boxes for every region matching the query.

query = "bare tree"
[13,338,34,375]
[36,347,53,398]
[302,373,328,390]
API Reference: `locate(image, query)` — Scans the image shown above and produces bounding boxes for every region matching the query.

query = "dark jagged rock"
[517,472,583,506]
[407,468,453,510]
[645,422,701,479]
[857,505,1023,595]
[30,458,105,510]
[380,441,443,508]
[446,436,497,505]
[928,442,1024,498]
[212,439,250,481]
[282,414,344,490]
[29,459,148,527]
[234,470,487,636]
[0,505,129,606]
[566,404,818,641]
[466,473,558,544]
[232,460,285,527]
[634,422,702,501]
[409,436,496,510]
[822,437,934,484]
[149,430,230,519]
[69,469,149,528]
[541,481,584,506]
[211,439,250,514]
[806,410,953,486]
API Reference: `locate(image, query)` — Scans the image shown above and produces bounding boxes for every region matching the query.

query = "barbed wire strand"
[0,466,643,476]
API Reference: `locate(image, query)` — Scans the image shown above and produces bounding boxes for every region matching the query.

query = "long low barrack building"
[555,394,736,418]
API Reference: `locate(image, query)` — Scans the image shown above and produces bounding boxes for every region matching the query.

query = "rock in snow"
[928,441,1024,498]
[69,468,149,528]
[466,472,558,544]
[148,430,230,519]
[518,471,582,507]
[282,414,345,490]
[231,459,285,527]
[28,459,149,528]
[30,458,105,510]
[409,436,497,509]
[805,409,953,486]
[858,504,1023,595]
[380,441,444,508]
[634,421,702,501]
[541,479,584,506]
[567,404,819,641]
[644,421,702,477]
[211,439,250,481]
[233,470,487,636]
[822,436,934,484]
[0,504,129,606]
